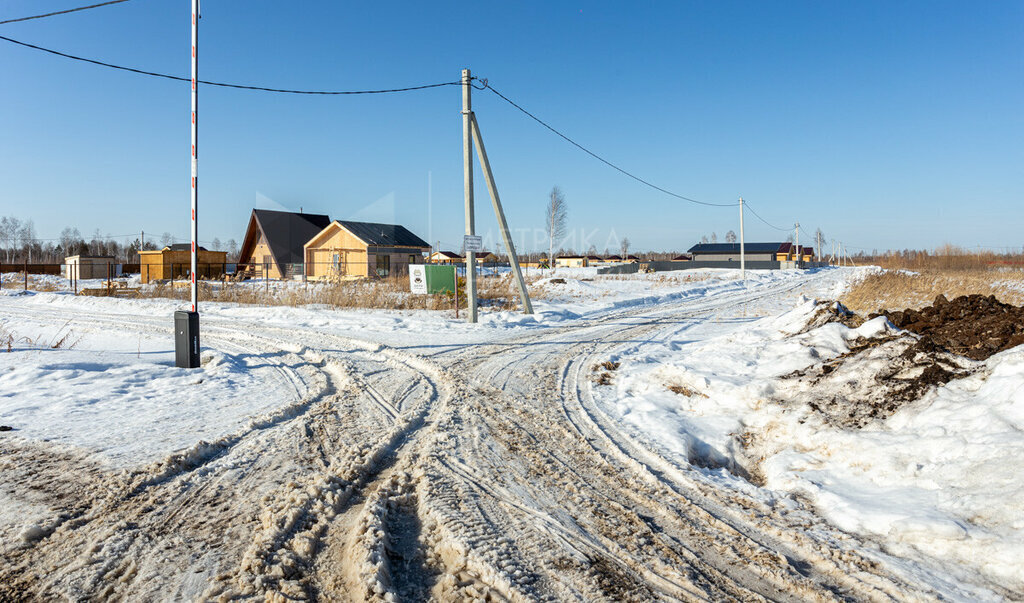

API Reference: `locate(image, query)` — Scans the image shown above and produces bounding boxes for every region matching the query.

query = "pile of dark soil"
[872,294,1024,361]
[780,294,1024,428]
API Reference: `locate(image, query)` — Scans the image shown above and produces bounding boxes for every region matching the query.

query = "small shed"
[139,244,228,284]
[304,220,429,280]
[65,255,116,280]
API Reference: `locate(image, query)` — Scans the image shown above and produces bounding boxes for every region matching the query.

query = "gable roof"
[166,243,208,252]
[334,220,429,248]
[241,209,331,267]
[688,242,786,254]
[431,251,462,259]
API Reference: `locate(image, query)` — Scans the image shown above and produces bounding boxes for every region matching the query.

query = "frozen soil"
[783,294,1024,428]
[0,269,1011,601]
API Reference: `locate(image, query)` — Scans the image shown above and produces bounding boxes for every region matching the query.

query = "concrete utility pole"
[816,230,821,263]
[469,113,533,314]
[738,197,745,280]
[462,68,478,323]
[794,222,800,267]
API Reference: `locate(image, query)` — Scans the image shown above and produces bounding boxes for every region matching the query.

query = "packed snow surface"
[1,266,1021,600]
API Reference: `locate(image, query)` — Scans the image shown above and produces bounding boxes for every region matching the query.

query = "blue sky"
[1,1,1021,254]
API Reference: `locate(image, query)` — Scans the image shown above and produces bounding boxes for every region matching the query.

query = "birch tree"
[545,186,567,272]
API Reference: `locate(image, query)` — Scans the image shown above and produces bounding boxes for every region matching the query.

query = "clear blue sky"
[1,1,1021,254]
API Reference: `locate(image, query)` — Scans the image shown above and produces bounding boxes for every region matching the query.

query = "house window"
[409,255,416,265]
[376,254,390,277]
[333,253,341,272]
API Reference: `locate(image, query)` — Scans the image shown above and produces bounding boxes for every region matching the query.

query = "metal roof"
[252,209,332,266]
[337,220,429,248]
[687,242,785,254]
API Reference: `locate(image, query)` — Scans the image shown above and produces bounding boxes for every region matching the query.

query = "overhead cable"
[478,81,738,208]
[0,34,462,94]
[0,0,133,26]
[743,201,791,231]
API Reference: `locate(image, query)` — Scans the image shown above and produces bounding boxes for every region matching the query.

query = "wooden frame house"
[304,220,429,280]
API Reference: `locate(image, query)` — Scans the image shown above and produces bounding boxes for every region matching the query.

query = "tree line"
[0,216,239,264]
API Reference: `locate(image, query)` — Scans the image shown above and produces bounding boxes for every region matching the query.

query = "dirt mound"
[776,294,1024,428]
[873,294,1024,361]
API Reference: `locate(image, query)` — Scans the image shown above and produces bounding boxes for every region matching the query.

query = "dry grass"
[133,274,542,312]
[841,269,1024,315]
[0,322,81,351]
[860,244,1024,272]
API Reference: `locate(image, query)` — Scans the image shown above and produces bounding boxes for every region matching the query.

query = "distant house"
[238,209,332,279]
[138,244,228,284]
[774,243,814,262]
[475,251,499,264]
[429,251,463,264]
[604,255,624,263]
[304,220,429,280]
[555,256,587,268]
[65,255,116,280]
[689,243,786,263]
[672,254,693,261]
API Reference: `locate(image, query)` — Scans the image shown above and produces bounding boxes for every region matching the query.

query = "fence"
[596,260,834,275]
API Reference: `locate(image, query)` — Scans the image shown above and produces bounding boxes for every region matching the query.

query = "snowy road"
[0,270,1001,600]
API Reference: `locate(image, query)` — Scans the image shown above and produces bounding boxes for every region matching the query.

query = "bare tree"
[0,217,21,262]
[620,237,631,257]
[725,230,737,243]
[18,220,35,261]
[160,232,173,248]
[545,186,568,272]
[59,227,80,258]
[710,232,718,244]
[211,237,222,252]
[700,235,709,244]
[226,239,239,261]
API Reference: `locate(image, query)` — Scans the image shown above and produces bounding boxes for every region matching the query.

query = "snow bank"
[597,296,1024,592]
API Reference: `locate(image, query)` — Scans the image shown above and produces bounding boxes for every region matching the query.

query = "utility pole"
[816,230,821,264]
[794,222,800,268]
[462,68,478,323]
[738,197,745,280]
[141,230,145,251]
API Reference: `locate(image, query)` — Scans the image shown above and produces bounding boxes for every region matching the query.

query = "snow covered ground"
[595,297,1024,595]
[1,266,1021,600]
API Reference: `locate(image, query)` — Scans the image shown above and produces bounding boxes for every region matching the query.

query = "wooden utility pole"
[469,113,533,314]
[462,68,478,323]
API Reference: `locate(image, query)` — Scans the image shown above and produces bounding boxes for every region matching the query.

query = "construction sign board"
[409,265,456,295]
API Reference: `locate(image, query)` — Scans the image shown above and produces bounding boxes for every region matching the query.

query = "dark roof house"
[238,209,332,275]
[335,220,430,248]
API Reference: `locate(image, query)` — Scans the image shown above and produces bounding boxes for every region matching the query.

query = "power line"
[0,0,132,25]
[743,201,791,231]
[0,34,462,94]
[478,81,737,208]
